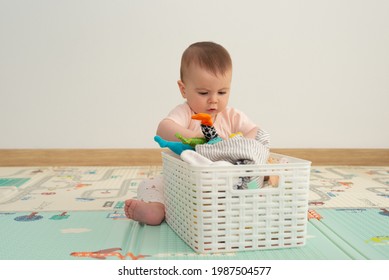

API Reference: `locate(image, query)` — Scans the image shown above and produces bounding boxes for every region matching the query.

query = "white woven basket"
[162,151,311,253]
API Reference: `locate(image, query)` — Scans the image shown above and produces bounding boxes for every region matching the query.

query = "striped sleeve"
[255,128,270,149]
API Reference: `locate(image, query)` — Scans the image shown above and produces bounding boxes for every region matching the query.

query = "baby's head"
[180,41,232,83]
[178,42,233,118]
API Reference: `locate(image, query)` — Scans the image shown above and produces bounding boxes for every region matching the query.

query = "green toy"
[175,133,207,147]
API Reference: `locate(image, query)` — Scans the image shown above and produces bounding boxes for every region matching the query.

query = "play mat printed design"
[309,166,389,208]
[0,165,388,260]
[0,166,162,212]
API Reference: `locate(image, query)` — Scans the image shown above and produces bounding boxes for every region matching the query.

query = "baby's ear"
[177,80,186,98]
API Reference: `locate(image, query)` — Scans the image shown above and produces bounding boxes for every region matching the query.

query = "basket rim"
[161,150,311,171]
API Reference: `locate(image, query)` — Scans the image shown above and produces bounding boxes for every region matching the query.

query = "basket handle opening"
[228,174,283,192]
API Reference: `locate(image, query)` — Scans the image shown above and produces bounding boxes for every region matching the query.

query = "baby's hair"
[180,41,232,82]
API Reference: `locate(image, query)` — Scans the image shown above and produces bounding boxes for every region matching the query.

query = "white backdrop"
[1,0,388,149]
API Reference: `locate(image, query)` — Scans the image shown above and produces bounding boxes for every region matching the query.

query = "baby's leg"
[124,200,165,226]
[124,176,165,225]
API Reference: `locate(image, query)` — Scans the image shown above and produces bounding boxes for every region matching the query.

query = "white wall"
[1,0,388,149]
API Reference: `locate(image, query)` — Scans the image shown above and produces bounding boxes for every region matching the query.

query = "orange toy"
[191,113,213,126]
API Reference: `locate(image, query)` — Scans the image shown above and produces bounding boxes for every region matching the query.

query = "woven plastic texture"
[163,151,311,253]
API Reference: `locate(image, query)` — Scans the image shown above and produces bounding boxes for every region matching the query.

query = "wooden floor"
[1,148,388,166]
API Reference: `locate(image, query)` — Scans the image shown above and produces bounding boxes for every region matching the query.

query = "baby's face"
[179,63,232,120]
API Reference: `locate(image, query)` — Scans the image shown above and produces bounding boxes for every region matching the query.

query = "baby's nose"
[208,95,218,103]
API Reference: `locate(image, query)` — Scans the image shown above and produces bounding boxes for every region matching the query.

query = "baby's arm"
[156,119,202,142]
[244,126,258,139]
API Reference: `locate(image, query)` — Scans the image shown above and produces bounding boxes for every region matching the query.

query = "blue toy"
[154,136,194,155]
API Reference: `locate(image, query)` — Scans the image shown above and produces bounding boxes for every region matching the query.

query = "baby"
[125,41,269,225]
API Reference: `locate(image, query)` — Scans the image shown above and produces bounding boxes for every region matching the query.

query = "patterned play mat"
[0,165,388,260]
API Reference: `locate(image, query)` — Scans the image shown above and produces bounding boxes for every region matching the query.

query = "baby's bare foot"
[124,199,165,226]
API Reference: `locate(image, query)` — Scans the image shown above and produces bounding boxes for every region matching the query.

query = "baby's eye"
[218,91,227,95]
[198,92,208,95]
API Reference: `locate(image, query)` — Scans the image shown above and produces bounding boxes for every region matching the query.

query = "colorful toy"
[229,132,243,138]
[155,113,222,155]
[175,133,206,147]
[154,135,194,155]
[191,113,222,144]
